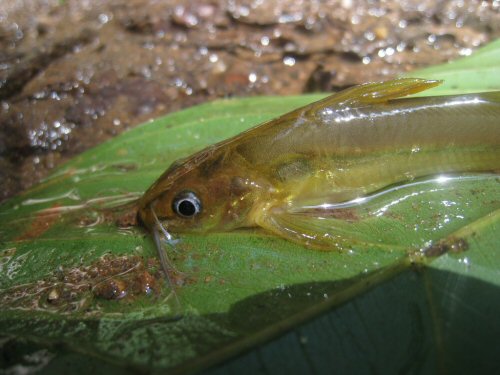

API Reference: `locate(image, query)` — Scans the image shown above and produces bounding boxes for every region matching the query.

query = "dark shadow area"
[202,267,500,375]
[2,267,500,375]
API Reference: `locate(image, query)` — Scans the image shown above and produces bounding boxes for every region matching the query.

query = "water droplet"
[459,48,472,56]
[248,72,257,83]
[283,56,296,66]
[98,13,110,24]
[341,0,353,8]
[397,42,406,52]
[209,54,218,63]
[278,13,302,24]
[364,31,375,41]
[234,5,250,17]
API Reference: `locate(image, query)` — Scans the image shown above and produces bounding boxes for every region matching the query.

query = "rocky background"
[1,0,499,202]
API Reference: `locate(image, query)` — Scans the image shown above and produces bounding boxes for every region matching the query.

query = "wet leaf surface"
[0,40,499,374]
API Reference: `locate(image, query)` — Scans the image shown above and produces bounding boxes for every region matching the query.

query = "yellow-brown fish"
[138,78,500,262]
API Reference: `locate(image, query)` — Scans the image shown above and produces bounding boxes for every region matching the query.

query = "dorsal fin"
[303,78,441,115]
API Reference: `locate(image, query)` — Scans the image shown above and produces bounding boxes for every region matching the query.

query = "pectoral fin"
[256,208,407,251]
[256,174,499,252]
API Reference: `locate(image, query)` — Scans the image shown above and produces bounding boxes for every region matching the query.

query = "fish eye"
[172,191,202,218]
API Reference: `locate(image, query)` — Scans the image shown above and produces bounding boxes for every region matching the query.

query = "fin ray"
[257,210,406,251]
[257,174,499,251]
[303,78,441,116]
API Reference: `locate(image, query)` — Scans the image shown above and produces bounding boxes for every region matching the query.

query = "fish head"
[138,146,273,235]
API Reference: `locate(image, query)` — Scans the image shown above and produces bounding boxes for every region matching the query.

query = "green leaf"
[1,40,499,374]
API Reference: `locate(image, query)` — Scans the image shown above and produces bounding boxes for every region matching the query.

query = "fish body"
[138,78,500,251]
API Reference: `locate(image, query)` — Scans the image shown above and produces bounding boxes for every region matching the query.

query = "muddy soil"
[1,0,499,202]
